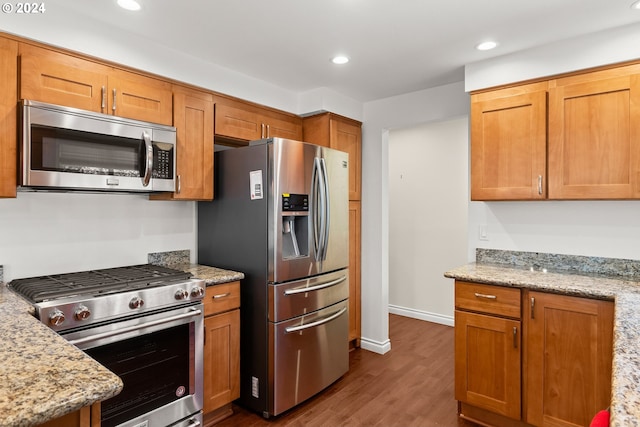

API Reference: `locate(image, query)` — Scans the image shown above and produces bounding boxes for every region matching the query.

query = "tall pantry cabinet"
[0,36,17,198]
[303,112,362,345]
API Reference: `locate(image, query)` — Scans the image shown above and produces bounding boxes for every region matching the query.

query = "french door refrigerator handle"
[319,157,330,261]
[311,157,322,260]
[283,275,347,295]
[284,306,347,333]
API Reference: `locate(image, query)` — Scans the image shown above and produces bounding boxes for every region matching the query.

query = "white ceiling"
[50,0,640,102]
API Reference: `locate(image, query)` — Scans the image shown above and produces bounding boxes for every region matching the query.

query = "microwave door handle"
[142,131,153,187]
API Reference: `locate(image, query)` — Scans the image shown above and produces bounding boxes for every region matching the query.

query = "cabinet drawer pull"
[474,292,497,300]
[213,292,231,299]
[513,326,518,349]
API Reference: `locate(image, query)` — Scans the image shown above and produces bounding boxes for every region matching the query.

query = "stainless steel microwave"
[20,99,176,193]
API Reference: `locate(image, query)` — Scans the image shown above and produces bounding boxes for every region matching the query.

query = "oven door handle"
[285,306,347,334]
[283,275,347,296]
[67,309,202,346]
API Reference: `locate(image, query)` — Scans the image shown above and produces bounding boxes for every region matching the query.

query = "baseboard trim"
[359,336,391,355]
[389,304,454,327]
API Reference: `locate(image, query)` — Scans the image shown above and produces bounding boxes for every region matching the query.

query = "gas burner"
[9,264,192,303]
[8,264,205,332]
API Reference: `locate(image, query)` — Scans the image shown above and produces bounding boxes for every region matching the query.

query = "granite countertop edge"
[444,262,640,427]
[0,264,243,427]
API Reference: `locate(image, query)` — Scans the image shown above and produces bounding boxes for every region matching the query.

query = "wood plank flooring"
[215,314,477,426]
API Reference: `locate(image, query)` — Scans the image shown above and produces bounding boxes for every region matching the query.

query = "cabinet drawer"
[455,281,521,318]
[204,281,240,316]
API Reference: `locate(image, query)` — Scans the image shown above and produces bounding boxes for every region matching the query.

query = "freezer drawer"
[269,299,349,416]
[268,269,349,322]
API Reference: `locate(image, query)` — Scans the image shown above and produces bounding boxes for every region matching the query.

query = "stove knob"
[49,309,65,326]
[175,289,189,300]
[74,305,91,321]
[190,286,205,298]
[129,296,145,309]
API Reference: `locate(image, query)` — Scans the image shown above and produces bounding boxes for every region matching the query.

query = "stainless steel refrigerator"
[198,137,349,418]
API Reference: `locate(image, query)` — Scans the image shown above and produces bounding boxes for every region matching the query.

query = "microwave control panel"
[152,145,174,179]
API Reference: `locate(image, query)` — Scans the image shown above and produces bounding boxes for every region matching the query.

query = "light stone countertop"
[0,262,243,427]
[0,285,123,427]
[445,255,640,427]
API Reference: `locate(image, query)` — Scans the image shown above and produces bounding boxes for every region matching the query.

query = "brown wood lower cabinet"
[202,281,241,426]
[37,403,99,427]
[454,281,614,427]
[525,291,614,427]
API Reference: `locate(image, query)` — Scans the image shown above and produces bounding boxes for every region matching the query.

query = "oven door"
[62,303,203,427]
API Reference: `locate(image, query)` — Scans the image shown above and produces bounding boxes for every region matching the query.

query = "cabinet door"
[0,37,17,198]
[157,86,213,200]
[331,118,362,200]
[20,43,108,113]
[525,292,613,427]
[109,70,172,125]
[548,73,640,199]
[203,309,241,414]
[214,96,262,142]
[470,90,547,200]
[348,201,361,344]
[455,310,521,420]
[261,111,302,140]
[37,404,95,427]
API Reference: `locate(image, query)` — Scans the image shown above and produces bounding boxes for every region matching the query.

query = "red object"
[590,409,610,427]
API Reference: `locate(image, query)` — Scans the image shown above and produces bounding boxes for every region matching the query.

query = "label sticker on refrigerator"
[250,170,263,200]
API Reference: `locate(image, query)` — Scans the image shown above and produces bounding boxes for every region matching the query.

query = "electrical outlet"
[479,225,489,241]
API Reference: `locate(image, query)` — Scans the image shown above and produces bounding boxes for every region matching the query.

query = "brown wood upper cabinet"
[152,85,214,201]
[19,43,173,125]
[548,65,640,199]
[0,36,18,198]
[471,61,640,201]
[213,94,302,143]
[303,112,362,201]
[470,83,547,200]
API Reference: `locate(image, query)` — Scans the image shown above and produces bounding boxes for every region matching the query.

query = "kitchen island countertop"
[445,252,640,427]
[0,263,243,427]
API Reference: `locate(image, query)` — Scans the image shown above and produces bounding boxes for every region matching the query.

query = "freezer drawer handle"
[283,275,347,296]
[284,306,347,334]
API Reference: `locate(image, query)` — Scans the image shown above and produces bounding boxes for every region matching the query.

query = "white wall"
[388,118,469,326]
[360,82,470,353]
[0,192,196,281]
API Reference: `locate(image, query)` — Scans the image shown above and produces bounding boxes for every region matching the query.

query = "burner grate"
[8,264,192,303]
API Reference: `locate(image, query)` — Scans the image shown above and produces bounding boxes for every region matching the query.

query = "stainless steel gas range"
[8,264,205,427]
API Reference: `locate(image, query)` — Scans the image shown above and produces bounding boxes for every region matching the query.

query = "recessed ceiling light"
[632,0,640,9]
[332,56,349,65]
[476,41,498,51]
[117,0,141,11]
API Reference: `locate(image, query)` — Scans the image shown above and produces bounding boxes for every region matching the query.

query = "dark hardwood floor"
[215,314,477,427]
